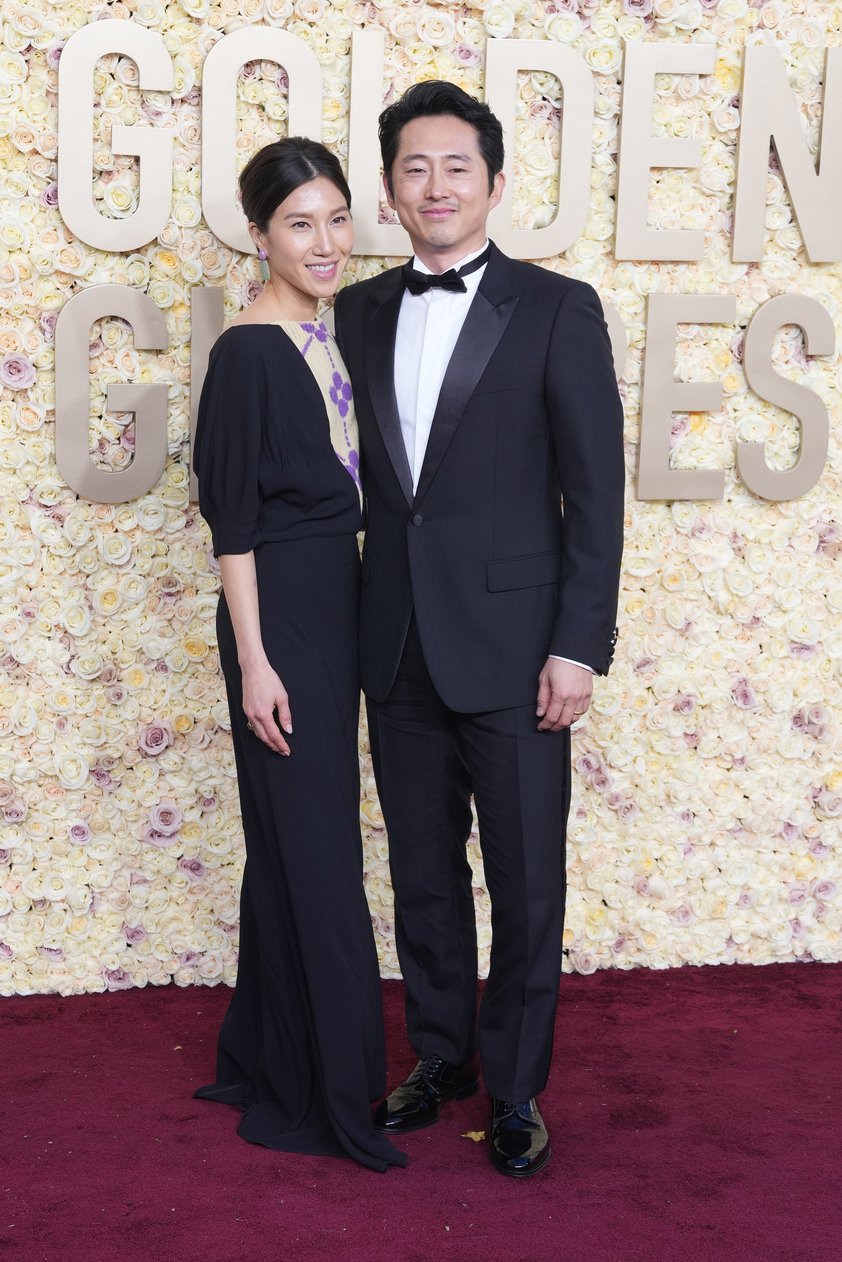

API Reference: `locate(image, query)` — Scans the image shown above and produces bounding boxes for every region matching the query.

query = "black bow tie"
[402,246,491,296]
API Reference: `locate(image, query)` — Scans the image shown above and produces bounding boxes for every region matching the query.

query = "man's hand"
[536,658,593,732]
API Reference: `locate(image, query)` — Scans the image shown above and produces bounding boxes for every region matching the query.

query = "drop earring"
[258,247,270,284]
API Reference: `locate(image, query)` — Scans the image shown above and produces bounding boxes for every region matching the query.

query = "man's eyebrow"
[399,152,474,163]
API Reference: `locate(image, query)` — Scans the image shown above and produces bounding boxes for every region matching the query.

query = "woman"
[192,138,406,1173]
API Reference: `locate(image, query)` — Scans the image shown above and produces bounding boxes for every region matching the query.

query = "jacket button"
[411,513,424,526]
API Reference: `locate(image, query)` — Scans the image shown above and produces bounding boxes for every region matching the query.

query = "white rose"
[98,533,133,566]
[484,3,516,39]
[54,751,91,790]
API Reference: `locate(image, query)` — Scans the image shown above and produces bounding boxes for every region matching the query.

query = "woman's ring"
[246,720,254,730]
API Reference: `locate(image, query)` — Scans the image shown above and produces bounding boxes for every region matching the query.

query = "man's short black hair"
[379,81,505,194]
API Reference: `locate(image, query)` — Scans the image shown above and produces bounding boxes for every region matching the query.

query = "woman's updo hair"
[239,137,352,233]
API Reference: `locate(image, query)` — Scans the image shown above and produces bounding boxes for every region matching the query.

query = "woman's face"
[253,175,354,308]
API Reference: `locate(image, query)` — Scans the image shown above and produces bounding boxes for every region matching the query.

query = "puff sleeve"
[192,330,266,557]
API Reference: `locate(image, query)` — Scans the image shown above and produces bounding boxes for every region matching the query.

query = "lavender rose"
[40,315,58,347]
[730,677,758,709]
[0,783,17,807]
[0,354,36,390]
[142,825,176,848]
[103,967,133,990]
[179,857,207,880]
[139,721,172,756]
[812,879,837,901]
[148,800,182,835]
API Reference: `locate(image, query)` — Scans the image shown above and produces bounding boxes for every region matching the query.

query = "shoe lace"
[421,1054,445,1082]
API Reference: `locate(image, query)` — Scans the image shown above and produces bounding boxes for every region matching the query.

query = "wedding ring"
[246,721,254,730]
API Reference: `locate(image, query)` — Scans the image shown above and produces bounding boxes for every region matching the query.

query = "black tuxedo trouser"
[367,617,571,1102]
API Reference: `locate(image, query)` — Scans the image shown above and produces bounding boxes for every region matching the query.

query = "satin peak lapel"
[363,277,414,507]
[413,273,518,506]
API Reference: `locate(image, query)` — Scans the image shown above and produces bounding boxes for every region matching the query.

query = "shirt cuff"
[548,655,595,673]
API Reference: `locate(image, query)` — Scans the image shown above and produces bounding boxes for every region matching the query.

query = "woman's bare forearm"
[218,551,292,753]
[218,552,268,669]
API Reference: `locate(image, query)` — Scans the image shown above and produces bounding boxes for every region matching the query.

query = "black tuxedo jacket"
[333,242,624,713]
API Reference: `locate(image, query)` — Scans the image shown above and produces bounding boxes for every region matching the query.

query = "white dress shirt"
[394,244,487,494]
[393,242,593,676]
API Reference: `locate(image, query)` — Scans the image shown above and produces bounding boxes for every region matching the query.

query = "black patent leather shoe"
[488,1098,551,1177]
[373,1054,480,1133]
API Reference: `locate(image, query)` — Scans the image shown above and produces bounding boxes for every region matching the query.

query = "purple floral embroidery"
[329,370,353,418]
[291,321,362,495]
[300,320,330,345]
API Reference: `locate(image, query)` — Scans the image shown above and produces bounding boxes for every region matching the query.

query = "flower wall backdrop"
[0,0,840,995]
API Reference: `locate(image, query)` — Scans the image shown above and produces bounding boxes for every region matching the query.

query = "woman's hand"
[241,659,293,755]
[217,552,293,755]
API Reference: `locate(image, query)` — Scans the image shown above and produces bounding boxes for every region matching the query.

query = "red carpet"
[3,963,841,1262]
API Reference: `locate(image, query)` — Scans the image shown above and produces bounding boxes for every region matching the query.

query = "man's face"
[384,114,505,267]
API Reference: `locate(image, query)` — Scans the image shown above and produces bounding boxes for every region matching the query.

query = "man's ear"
[488,171,506,212]
[382,172,396,210]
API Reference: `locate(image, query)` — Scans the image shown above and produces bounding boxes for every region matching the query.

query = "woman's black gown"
[192,321,406,1173]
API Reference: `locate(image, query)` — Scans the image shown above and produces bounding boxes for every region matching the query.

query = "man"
[333,81,624,1177]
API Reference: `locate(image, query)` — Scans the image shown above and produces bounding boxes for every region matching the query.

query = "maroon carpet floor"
[3,963,841,1262]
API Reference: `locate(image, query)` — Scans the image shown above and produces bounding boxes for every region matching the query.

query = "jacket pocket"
[486,551,560,592]
[471,381,523,398]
